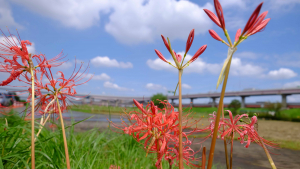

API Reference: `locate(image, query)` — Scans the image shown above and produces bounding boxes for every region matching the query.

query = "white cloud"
[182,84,191,89]
[11,0,111,30]
[91,56,133,68]
[283,81,300,88]
[105,0,213,44]
[219,0,245,8]
[0,0,22,28]
[230,58,265,76]
[271,0,300,10]
[147,52,264,77]
[287,94,300,102]
[103,81,133,91]
[145,83,167,91]
[267,68,297,80]
[84,73,111,81]
[277,52,300,67]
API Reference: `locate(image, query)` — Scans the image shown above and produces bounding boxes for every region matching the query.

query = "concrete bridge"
[1,87,300,108]
[168,88,300,109]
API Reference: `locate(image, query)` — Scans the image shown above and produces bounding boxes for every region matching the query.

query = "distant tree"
[151,93,168,109]
[228,99,241,114]
[265,102,282,117]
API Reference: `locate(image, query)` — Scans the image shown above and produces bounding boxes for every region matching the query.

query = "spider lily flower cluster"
[204,0,270,48]
[111,99,206,168]
[205,111,278,149]
[201,1,276,168]
[0,28,91,169]
[155,29,207,70]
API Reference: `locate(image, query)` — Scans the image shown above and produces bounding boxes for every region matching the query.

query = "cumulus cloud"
[145,83,167,91]
[147,52,264,77]
[219,0,245,8]
[267,68,297,80]
[84,73,111,81]
[182,84,191,89]
[0,0,22,28]
[283,81,300,89]
[104,81,133,91]
[11,0,111,30]
[105,0,213,44]
[230,58,265,76]
[91,56,133,68]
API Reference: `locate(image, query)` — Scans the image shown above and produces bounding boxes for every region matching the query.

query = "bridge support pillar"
[171,99,175,106]
[211,97,217,108]
[241,96,246,108]
[282,94,287,109]
[190,98,194,107]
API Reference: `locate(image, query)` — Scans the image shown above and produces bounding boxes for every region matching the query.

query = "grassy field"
[1,111,228,169]
[69,105,300,121]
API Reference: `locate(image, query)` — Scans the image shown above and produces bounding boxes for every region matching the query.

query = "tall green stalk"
[178,69,183,169]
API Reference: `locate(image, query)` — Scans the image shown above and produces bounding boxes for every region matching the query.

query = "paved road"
[193,138,300,169]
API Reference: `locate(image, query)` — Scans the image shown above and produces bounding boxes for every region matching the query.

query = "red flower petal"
[214,0,226,30]
[154,49,168,63]
[203,9,221,28]
[209,30,222,41]
[242,2,264,35]
[189,45,207,63]
[234,28,241,43]
[248,18,271,36]
[161,35,170,52]
[185,29,194,54]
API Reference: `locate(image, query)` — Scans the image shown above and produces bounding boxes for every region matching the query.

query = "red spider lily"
[161,35,170,52]
[210,110,278,150]
[214,0,226,30]
[185,29,194,54]
[26,60,92,115]
[187,45,207,64]
[0,70,23,86]
[242,3,263,36]
[173,50,182,63]
[0,29,66,86]
[110,99,206,168]
[234,29,242,43]
[204,1,270,45]
[209,30,223,41]
[154,49,169,63]
[203,0,225,30]
[203,9,221,28]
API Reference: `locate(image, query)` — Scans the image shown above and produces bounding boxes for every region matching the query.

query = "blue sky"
[0,0,300,104]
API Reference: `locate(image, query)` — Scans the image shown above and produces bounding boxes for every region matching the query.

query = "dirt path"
[196,138,300,169]
[64,117,300,169]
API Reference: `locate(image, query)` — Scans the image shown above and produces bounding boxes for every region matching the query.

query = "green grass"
[69,105,136,114]
[70,105,300,122]
[2,111,222,169]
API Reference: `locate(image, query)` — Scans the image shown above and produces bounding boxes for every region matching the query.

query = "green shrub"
[151,93,167,109]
